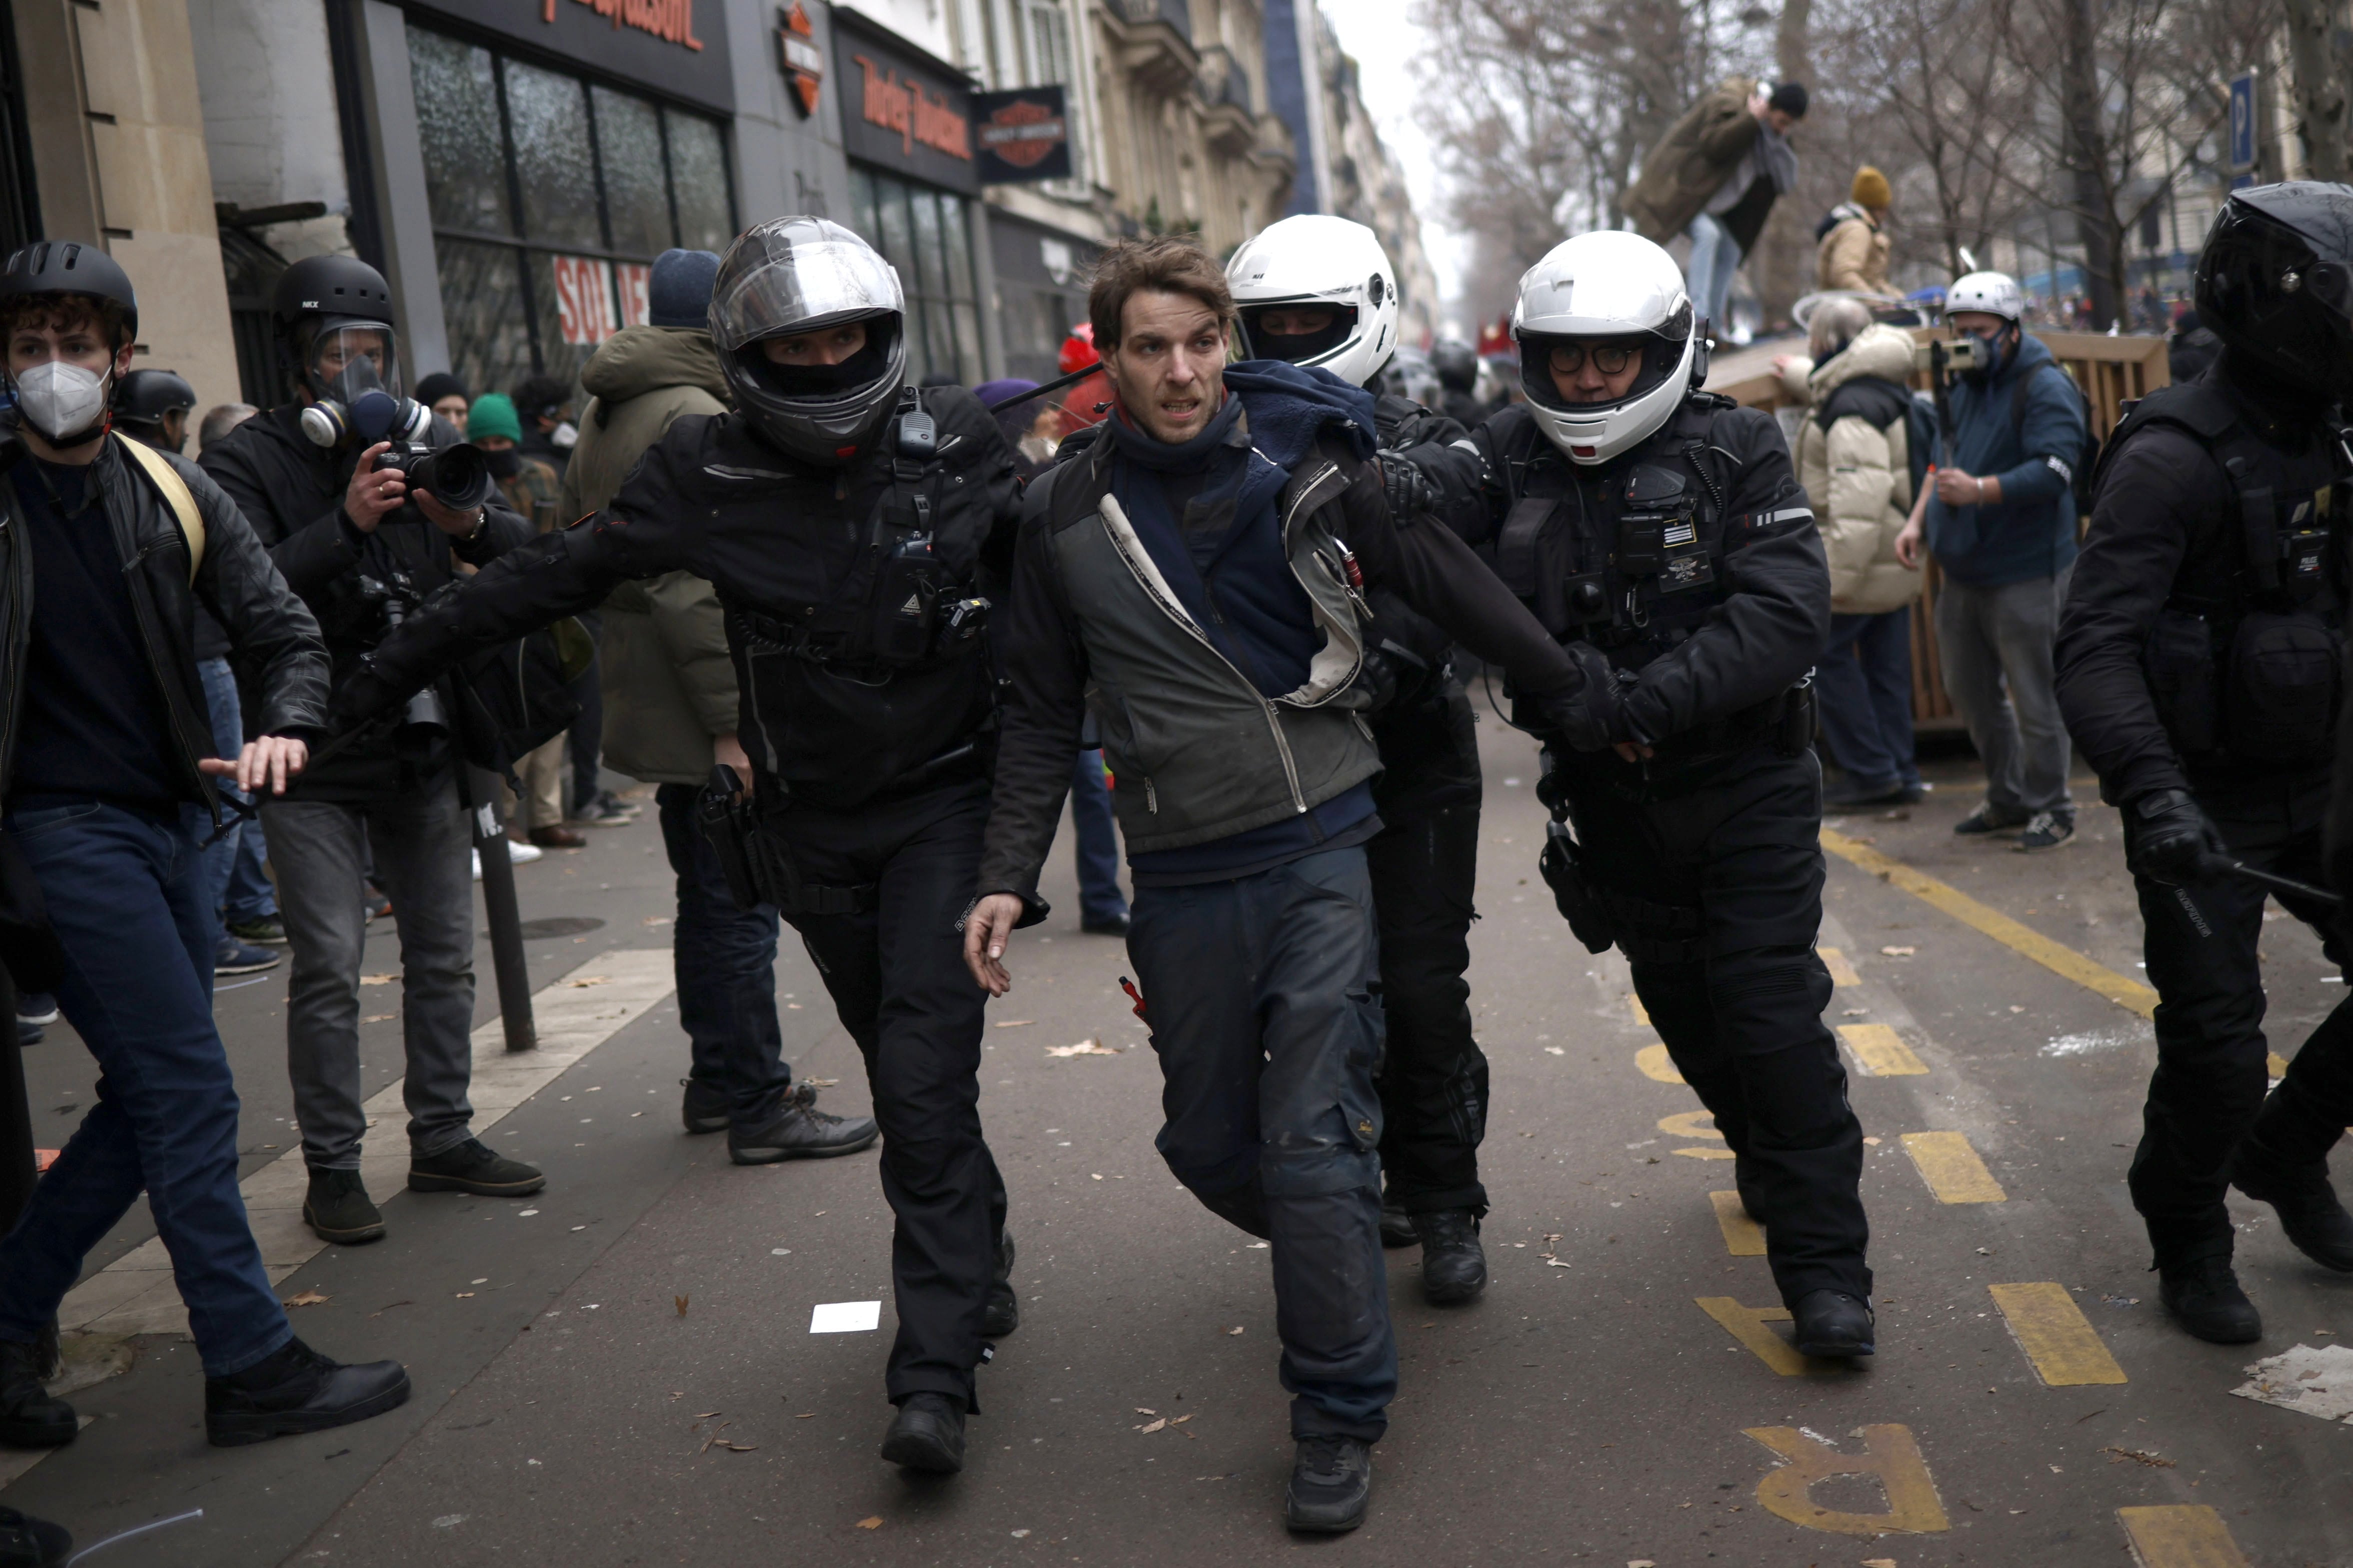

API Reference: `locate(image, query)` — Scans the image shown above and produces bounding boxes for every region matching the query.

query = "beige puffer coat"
[1816,206,1892,296]
[1792,323,1921,616]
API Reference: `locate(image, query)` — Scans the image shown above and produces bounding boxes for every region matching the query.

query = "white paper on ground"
[2230,1343,2353,1422]
[810,1300,882,1334]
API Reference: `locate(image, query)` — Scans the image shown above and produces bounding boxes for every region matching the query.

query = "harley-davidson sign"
[776,3,821,117]
[972,86,1072,184]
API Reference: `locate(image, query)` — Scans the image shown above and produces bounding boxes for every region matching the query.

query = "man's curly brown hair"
[1087,235,1235,352]
[0,294,132,349]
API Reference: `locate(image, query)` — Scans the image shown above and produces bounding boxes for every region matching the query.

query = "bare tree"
[2281,0,2348,180]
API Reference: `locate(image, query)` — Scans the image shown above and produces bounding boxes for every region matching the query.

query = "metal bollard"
[463,768,537,1054]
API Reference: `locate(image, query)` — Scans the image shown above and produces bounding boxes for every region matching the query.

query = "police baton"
[2227,862,2344,908]
[981,361,1101,412]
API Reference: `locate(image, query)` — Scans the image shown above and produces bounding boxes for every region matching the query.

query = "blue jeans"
[1685,212,1742,333]
[656,784,791,1122]
[196,656,277,926]
[0,801,290,1376]
[1070,750,1127,926]
[1815,608,1922,793]
[1128,846,1395,1440]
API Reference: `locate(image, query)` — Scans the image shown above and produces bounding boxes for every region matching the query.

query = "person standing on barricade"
[330,217,1023,1477]
[2059,182,2353,1344]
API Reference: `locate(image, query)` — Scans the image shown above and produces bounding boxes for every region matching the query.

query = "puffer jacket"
[1621,78,1760,242]
[0,434,329,816]
[1794,324,1920,615]
[1816,206,1892,296]
[560,325,735,786]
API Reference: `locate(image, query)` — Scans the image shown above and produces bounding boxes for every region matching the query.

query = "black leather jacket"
[0,434,330,818]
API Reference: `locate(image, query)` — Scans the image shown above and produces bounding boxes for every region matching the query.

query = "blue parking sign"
[2229,71,2257,172]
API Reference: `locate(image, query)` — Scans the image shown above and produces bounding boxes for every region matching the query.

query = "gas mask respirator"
[14,359,112,447]
[299,354,431,450]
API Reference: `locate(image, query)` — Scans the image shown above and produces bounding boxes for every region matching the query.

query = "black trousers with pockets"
[1565,746,1870,1307]
[774,778,1006,1410]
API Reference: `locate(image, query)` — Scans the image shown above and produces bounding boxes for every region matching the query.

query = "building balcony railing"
[1106,0,1199,98]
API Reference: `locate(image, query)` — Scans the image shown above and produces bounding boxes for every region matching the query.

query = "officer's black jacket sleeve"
[977,474,1086,916]
[2054,426,2222,804]
[1330,445,1579,696]
[342,434,696,720]
[1390,424,1499,548]
[1622,407,1831,742]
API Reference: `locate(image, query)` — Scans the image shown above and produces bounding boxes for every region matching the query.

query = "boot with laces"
[1286,1434,1373,1532]
[728,1084,879,1164]
[1411,1208,1488,1304]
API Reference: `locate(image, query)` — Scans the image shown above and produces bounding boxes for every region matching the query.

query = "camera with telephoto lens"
[373,439,495,514]
[354,571,449,759]
[1913,335,1984,376]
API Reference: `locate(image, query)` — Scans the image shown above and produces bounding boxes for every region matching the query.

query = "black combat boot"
[1378,1199,1417,1248]
[1286,1434,1373,1532]
[728,1084,879,1164]
[879,1392,965,1473]
[0,1340,75,1448]
[2157,1256,2262,1344]
[302,1168,385,1244]
[204,1337,411,1447]
[1791,1290,1875,1358]
[1412,1209,1487,1304]
[2231,1138,2353,1272]
[983,1229,1019,1338]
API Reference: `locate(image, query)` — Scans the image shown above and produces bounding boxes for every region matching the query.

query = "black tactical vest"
[2104,381,2350,768]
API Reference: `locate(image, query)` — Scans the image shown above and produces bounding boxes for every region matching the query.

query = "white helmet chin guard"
[1514,231,1699,466]
[1945,270,2023,322]
[1227,214,1402,388]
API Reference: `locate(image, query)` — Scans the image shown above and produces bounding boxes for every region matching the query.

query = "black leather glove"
[1345,642,1404,716]
[1379,454,1436,523]
[1530,644,1633,752]
[2127,788,2234,885]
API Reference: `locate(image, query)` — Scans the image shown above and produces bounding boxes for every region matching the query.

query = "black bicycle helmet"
[0,241,138,342]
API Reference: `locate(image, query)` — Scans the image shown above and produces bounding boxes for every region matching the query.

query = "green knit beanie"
[465,392,523,444]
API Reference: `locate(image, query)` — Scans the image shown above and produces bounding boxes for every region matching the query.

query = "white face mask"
[14,358,111,446]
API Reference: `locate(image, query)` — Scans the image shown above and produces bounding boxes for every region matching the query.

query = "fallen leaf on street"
[568,976,613,988]
[795,1412,816,1419]
[2102,1446,2175,1467]
[1137,1418,1166,1434]
[1864,1560,1898,1568]
[284,1290,330,1308]
[855,1516,883,1530]
[801,1078,839,1088]
[642,916,672,926]
[675,1295,689,1316]
[1547,1259,1572,1268]
[1880,946,1916,957]
[721,1442,758,1452]
[695,1412,720,1419]
[362,1014,395,1024]
[359,974,397,985]
[1135,1408,1157,1414]
[1171,1414,1192,1424]
[1048,1038,1119,1056]
[1226,1326,1244,1336]
[994,1019,1036,1028]
[455,1292,475,1298]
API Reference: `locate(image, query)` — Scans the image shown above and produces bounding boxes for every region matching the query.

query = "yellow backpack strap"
[111,432,206,584]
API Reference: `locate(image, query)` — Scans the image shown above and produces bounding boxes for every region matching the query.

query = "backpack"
[2008,362,2101,522]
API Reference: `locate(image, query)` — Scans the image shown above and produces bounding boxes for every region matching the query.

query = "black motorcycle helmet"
[2193,180,2353,403]
[0,240,139,344]
[1429,338,1479,394]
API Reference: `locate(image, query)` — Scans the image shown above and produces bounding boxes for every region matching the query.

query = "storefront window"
[849,166,983,386]
[408,24,738,398]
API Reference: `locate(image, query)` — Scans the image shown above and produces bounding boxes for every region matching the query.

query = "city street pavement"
[6,722,2353,1566]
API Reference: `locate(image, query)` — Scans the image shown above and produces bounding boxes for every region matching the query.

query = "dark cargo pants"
[1567,746,1872,1307]
[2127,770,2353,1264]
[773,779,1007,1412]
[1128,845,1397,1442]
[1366,801,1489,1216]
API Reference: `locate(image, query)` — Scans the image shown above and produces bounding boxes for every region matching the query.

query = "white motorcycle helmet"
[1944,270,2023,322]
[1514,232,1699,466]
[1227,214,1401,388]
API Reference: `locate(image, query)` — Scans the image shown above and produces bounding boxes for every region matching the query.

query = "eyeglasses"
[1547,341,1639,376]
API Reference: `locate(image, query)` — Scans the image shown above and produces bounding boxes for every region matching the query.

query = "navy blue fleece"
[1925,330,2087,587]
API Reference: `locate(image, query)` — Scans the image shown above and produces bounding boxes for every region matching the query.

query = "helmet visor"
[711,240,904,354]
[305,324,402,401]
[1239,302,1360,366]
[1519,332,1682,416]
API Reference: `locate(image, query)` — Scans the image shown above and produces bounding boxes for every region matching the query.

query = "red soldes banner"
[553,254,619,346]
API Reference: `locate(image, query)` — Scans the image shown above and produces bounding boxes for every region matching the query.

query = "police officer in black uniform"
[335,218,1025,1471]
[1225,214,1494,1302]
[1406,229,1874,1357]
[1429,338,1491,429]
[2057,181,2353,1344]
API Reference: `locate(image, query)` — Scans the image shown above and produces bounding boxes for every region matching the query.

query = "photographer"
[199,256,540,1248]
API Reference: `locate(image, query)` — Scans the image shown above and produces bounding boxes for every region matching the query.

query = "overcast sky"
[1318,1,1467,309]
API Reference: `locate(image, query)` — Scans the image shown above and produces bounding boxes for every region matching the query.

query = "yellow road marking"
[1658,1110,1720,1140]
[1817,945,1862,986]
[1708,1190,1766,1255]
[1747,1424,1949,1534]
[1989,1282,2127,1385]
[1839,1022,1928,1076]
[1674,1147,1737,1160]
[1696,1297,1820,1376]
[2116,1505,2250,1566]
[1901,1130,2007,1202]
[2269,1051,2290,1078]
[1627,992,1651,1027]
[1821,827,2159,1018]
[1635,1043,1685,1084]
